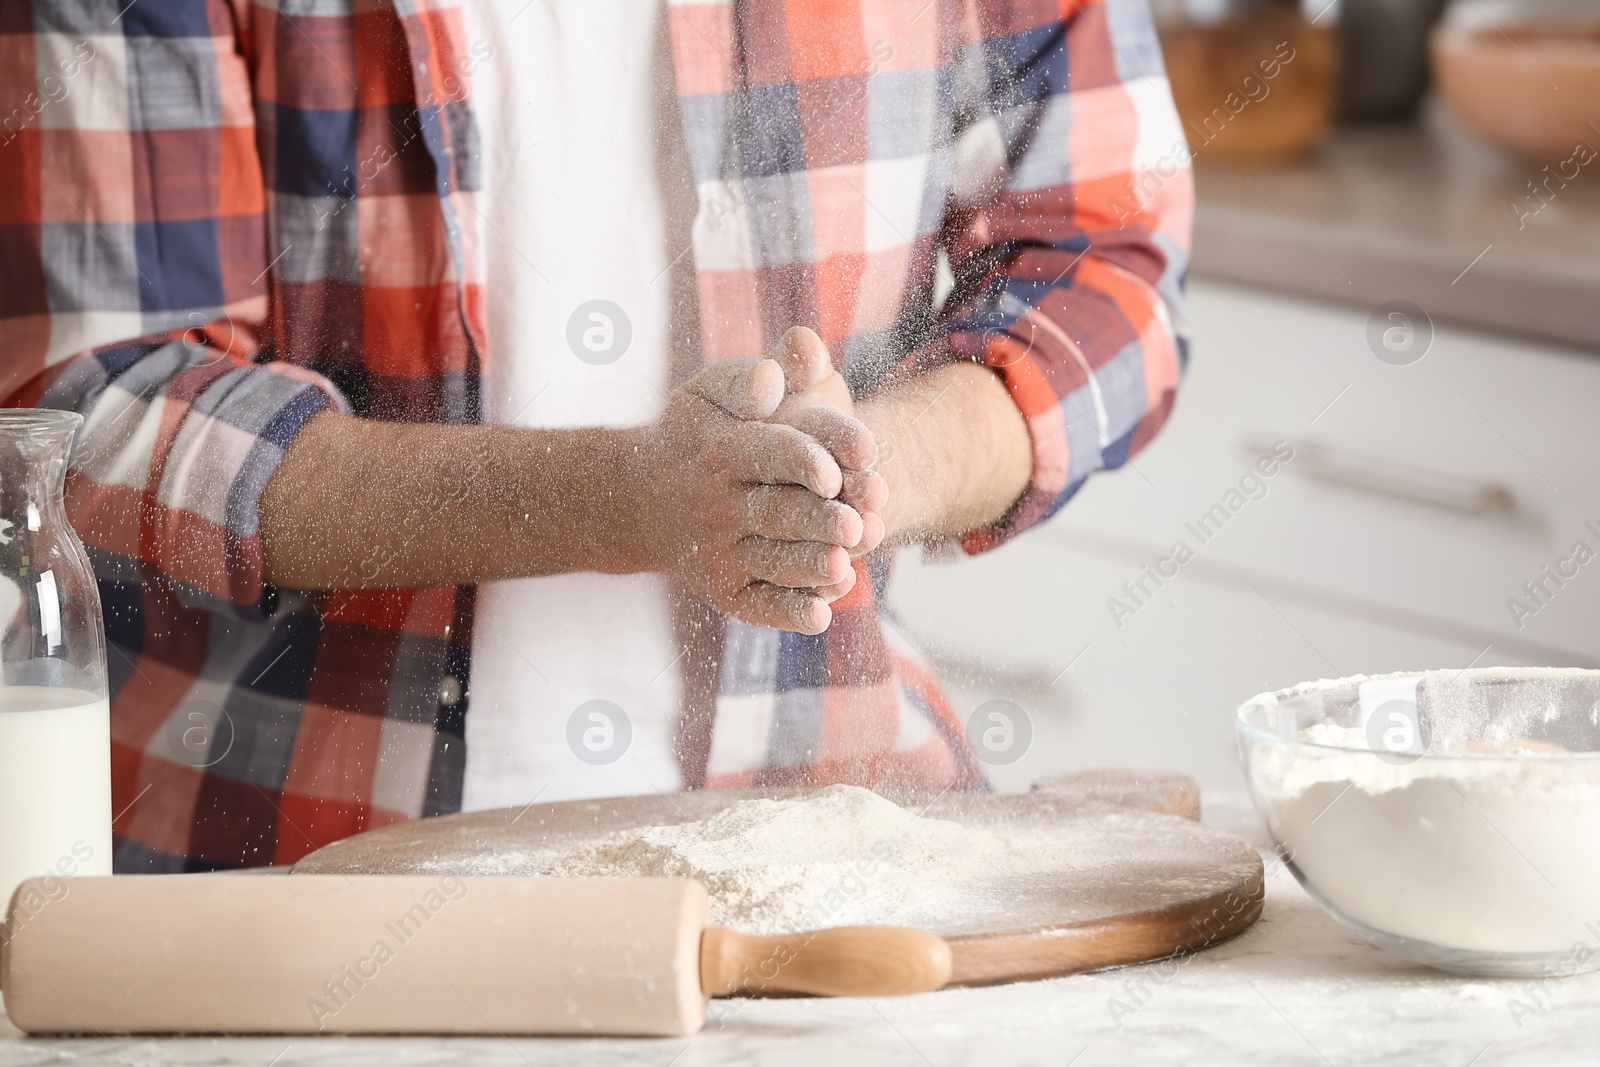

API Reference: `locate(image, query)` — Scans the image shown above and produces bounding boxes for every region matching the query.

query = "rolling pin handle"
[699,925,952,998]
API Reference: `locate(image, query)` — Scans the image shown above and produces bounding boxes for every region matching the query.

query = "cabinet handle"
[1247,438,1517,518]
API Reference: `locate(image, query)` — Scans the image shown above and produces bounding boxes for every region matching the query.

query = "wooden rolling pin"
[1,875,949,1036]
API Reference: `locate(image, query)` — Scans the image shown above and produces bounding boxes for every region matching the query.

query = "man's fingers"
[744,486,863,546]
[840,471,886,557]
[768,326,834,394]
[735,422,844,499]
[848,511,885,559]
[728,582,831,635]
[683,360,784,419]
[736,538,851,588]
[814,565,858,603]
[780,406,877,472]
[838,469,887,515]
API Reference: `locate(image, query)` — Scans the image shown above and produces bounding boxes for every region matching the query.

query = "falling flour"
[436,785,1103,935]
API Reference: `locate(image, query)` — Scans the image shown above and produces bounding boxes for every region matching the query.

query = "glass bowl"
[1237,667,1600,977]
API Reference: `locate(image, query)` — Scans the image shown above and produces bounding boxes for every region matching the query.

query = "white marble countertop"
[4,794,1596,1067]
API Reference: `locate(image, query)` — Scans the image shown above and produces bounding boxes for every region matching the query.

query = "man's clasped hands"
[631,327,887,636]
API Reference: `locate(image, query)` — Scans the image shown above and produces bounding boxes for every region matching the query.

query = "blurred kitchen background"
[890,0,1600,790]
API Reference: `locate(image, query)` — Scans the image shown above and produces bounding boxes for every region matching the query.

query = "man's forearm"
[259,411,650,589]
[858,362,1033,543]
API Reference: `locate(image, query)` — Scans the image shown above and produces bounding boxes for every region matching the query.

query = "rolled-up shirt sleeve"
[906,0,1193,552]
[27,343,342,615]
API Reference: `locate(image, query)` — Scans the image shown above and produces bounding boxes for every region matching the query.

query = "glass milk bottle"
[0,410,111,908]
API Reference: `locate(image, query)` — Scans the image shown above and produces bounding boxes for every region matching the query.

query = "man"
[0,0,1190,871]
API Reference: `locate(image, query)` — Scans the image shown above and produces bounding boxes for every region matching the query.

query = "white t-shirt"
[459,1,701,809]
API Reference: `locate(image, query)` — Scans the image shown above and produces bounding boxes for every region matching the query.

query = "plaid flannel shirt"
[0,0,1190,870]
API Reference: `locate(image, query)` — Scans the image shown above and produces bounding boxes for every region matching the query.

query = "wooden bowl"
[1433,20,1600,161]
[1160,10,1340,164]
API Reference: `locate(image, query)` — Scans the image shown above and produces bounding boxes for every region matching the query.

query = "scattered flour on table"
[438,786,1109,934]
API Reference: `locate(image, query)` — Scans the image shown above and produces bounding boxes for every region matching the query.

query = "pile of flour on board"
[437,785,1099,934]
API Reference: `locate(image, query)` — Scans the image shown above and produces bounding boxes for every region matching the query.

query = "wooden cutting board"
[295,770,1263,987]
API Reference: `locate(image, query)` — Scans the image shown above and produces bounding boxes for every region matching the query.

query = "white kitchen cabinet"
[888,279,1600,790]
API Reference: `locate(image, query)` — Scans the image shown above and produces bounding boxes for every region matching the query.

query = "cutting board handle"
[700,925,951,997]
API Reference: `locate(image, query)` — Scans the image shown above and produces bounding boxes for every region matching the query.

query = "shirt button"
[439,675,462,707]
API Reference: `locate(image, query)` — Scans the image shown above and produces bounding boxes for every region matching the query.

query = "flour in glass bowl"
[433,785,1099,935]
[1242,669,1600,962]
